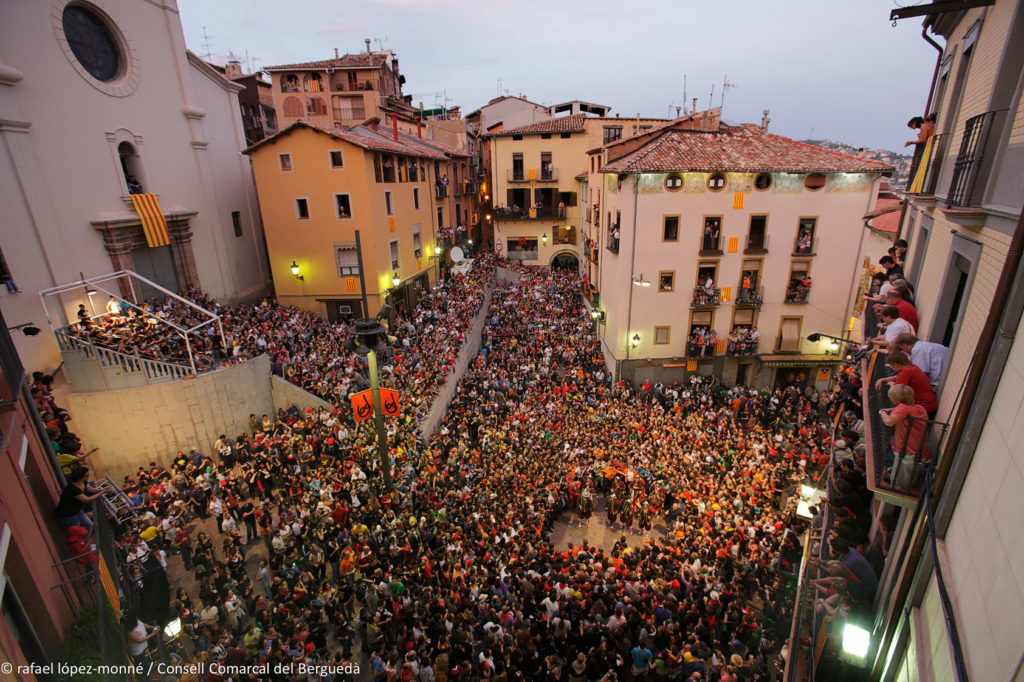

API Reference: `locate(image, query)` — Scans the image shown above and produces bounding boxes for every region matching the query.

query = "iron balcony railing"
[686,333,721,358]
[692,286,721,307]
[946,110,1000,208]
[735,284,764,309]
[493,206,564,220]
[745,233,770,254]
[793,236,818,256]
[862,351,950,506]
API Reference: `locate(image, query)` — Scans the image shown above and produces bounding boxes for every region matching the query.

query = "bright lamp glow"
[392,272,401,287]
[631,333,640,348]
[164,617,182,637]
[434,245,441,255]
[289,261,300,277]
[796,500,814,519]
[839,623,870,666]
[800,484,817,499]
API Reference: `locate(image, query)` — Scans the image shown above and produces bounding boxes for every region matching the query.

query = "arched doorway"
[550,251,579,270]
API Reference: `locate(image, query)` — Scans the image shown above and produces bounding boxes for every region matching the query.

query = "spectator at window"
[880,383,930,488]
[127,175,144,194]
[873,305,914,344]
[875,350,938,418]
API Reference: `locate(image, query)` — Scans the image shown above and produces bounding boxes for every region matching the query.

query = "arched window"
[118,141,144,193]
[304,73,324,93]
[283,96,304,118]
[281,74,300,92]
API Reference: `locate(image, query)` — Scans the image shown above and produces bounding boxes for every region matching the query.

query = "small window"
[335,194,352,219]
[754,173,772,191]
[384,191,393,216]
[231,211,243,237]
[654,326,671,344]
[560,132,572,139]
[804,173,826,191]
[786,261,812,303]
[541,133,552,139]
[390,240,400,270]
[795,218,817,254]
[279,153,292,171]
[603,126,623,144]
[295,198,309,220]
[658,271,675,292]
[413,187,421,211]
[665,174,683,191]
[707,174,726,191]
[663,216,679,241]
[512,134,523,141]
[413,227,422,259]
[697,262,718,288]
[330,150,344,168]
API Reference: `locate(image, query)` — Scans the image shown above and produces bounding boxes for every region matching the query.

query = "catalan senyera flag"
[130,194,171,248]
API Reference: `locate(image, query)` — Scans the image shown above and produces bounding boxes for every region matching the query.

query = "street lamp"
[541,233,548,245]
[431,245,443,283]
[289,261,303,281]
[345,309,395,490]
[632,274,652,287]
[391,272,401,288]
[631,333,641,348]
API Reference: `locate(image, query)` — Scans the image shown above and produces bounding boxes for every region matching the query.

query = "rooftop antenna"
[497,78,503,98]
[683,74,687,115]
[201,26,213,61]
[708,83,714,111]
[721,74,737,109]
[667,102,675,118]
[372,36,389,52]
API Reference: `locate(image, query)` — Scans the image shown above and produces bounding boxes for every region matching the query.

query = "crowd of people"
[53,255,876,681]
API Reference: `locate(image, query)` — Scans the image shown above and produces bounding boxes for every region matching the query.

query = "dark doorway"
[131,245,179,299]
[736,363,749,387]
[323,299,364,322]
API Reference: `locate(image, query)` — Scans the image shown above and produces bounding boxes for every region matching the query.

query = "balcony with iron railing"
[735,284,764,309]
[686,331,721,359]
[946,109,1005,208]
[606,224,620,254]
[506,168,559,183]
[785,279,812,304]
[744,233,770,254]
[691,286,721,308]
[699,238,723,257]
[861,350,949,507]
[793,235,817,256]
[455,180,478,196]
[493,206,567,220]
[725,328,759,356]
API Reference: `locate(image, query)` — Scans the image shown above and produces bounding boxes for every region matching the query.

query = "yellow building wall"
[249,128,440,316]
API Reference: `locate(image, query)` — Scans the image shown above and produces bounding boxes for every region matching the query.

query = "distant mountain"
[802,139,912,186]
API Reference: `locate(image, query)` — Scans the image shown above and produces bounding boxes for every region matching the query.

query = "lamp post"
[432,244,442,284]
[346,313,394,490]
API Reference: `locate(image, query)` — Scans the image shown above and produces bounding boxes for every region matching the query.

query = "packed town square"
[43,254,887,682]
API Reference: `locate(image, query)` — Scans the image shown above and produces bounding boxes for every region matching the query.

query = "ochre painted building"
[246,120,467,320]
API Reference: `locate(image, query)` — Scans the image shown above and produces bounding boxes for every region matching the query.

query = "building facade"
[0,0,269,372]
[836,1,1024,680]
[264,42,410,133]
[246,120,467,320]
[221,59,278,146]
[588,117,891,387]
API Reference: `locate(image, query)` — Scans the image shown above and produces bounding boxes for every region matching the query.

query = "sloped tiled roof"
[265,53,387,71]
[491,113,587,137]
[242,121,446,160]
[864,197,904,234]
[600,124,894,174]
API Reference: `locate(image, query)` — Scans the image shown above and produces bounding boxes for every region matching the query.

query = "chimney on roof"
[761,109,771,131]
[676,106,681,118]
[334,48,339,59]
[224,59,242,80]
[365,38,372,54]
[692,98,698,115]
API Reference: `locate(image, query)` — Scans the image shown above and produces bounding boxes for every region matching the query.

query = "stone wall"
[270,375,333,414]
[67,356,274,479]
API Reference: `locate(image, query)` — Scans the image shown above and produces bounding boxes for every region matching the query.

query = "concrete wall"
[270,374,332,414]
[418,273,497,438]
[68,356,275,478]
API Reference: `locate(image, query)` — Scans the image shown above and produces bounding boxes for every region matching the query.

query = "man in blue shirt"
[890,333,948,395]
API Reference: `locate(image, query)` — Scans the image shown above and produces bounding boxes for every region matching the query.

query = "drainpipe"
[623,175,640,373]
[921,25,945,116]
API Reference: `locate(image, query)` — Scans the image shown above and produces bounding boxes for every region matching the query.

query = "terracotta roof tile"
[243,121,446,160]
[265,53,387,71]
[491,114,586,137]
[600,124,894,174]
[864,197,903,234]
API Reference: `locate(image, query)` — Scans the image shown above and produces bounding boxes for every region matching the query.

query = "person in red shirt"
[875,351,937,417]
[883,290,918,332]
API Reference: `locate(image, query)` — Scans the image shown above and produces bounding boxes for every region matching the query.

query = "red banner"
[350,388,401,422]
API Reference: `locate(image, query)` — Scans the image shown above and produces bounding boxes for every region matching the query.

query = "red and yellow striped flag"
[130,194,171,248]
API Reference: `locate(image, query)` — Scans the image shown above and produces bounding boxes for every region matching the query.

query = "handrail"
[54,328,193,384]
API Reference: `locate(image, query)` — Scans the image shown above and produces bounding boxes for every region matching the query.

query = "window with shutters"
[390,239,400,270]
[335,243,360,277]
[654,326,671,344]
[779,317,802,352]
[282,96,303,117]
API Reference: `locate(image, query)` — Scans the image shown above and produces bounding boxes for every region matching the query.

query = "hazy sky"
[176,0,939,153]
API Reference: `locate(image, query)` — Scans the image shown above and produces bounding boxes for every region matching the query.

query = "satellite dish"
[450,246,465,264]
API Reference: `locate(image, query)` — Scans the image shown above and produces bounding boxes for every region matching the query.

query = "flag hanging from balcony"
[130,194,171,248]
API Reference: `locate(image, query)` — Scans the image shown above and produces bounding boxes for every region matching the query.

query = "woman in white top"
[126,611,159,658]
